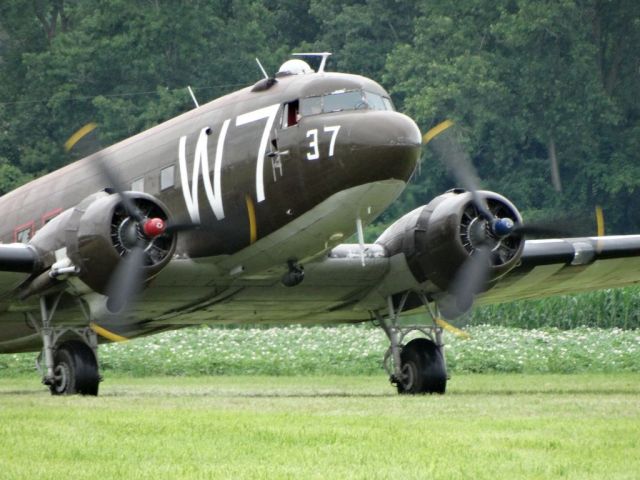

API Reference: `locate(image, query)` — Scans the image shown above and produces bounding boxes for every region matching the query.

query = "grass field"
[1,374,639,479]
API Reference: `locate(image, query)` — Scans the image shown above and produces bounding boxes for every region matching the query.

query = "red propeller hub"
[142,218,166,238]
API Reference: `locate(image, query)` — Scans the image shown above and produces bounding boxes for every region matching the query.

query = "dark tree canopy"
[0,0,638,233]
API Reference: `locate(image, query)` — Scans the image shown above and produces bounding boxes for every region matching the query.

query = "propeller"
[423,120,570,319]
[437,246,492,320]
[425,121,493,222]
[65,123,178,339]
[164,218,203,234]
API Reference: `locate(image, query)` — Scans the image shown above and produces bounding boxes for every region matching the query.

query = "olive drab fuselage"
[0,71,421,258]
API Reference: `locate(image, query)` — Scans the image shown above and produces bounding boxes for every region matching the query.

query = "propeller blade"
[511,221,571,237]
[164,219,202,234]
[66,122,144,222]
[105,244,146,319]
[425,123,480,192]
[94,156,145,222]
[65,123,151,338]
[425,121,493,220]
[89,321,131,343]
[439,246,492,320]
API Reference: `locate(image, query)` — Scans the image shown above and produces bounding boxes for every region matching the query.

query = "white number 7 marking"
[323,125,341,157]
[236,104,280,203]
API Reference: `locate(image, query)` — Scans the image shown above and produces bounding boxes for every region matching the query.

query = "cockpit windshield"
[299,89,394,117]
[323,90,364,113]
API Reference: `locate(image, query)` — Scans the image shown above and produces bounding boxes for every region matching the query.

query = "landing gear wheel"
[397,338,447,395]
[49,340,100,396]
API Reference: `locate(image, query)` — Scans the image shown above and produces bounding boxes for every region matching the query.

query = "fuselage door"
[270,101,300,184]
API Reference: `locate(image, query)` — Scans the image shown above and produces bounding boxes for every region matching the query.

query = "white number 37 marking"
[306,125,341,161]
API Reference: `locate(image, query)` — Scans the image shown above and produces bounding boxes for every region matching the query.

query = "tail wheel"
[397,338,447,395]
[49,340,100,396]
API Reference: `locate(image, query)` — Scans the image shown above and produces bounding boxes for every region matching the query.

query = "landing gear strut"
[29,293,101,396]
[375,292,447,394]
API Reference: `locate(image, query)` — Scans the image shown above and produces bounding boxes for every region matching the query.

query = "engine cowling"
[376,189,524,292]
[29,191,176,294]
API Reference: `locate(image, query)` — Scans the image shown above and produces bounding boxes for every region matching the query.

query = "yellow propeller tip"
[434,317,471,339]
[64,122,98,152]
[595,205,605,237]
[89,322,129,343]
[422,120,455,145]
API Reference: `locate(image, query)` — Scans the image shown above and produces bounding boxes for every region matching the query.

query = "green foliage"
[0,158,31,195]
[0,0,638,234]
[471,287,640,329]
[385,0,640,232]
[1,324,638,376]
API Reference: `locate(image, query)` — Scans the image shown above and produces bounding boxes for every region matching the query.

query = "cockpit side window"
[322,90,365,113]
[300,96,322,116]
[298,89,395,118]
[364,91,387,111]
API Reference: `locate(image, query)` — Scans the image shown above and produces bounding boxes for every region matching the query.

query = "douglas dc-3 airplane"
[2,53,640,396]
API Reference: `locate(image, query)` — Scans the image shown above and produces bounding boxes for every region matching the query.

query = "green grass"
[0,374,639,479]
[2,325,639,376]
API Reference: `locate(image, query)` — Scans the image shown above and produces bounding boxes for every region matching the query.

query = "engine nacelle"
[376,189,524,292]
[29,191,176,294]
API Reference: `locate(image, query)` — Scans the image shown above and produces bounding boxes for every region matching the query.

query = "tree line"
[1,0,638,233]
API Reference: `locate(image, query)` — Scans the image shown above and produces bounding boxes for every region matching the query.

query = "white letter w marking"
[178,121,229,223]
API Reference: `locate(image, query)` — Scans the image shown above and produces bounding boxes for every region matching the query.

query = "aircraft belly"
[210,180,404,275]
[140,255,388,326]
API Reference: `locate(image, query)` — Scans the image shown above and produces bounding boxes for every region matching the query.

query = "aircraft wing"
[478,235,640,305]
[308,234,640,312]
[137,233,640,327]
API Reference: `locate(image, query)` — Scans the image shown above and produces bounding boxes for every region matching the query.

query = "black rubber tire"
[397,338,447,395]
[49,340,100,396]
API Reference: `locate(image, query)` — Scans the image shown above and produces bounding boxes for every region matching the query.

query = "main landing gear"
[374,292,447,394]
[28,293,101,396]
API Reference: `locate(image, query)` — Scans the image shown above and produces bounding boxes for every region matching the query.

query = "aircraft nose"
[381,112,422,148]
[347,111,422,182]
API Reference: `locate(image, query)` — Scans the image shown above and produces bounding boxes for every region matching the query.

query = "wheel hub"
[52,363,70,394]
[400,362,417,391]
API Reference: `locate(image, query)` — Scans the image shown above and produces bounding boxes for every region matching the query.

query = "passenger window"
[323,90,364,113]
[131,177,144,192]
[41,208,63,226]
[160,166,175,190]
[14,223,34,243]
